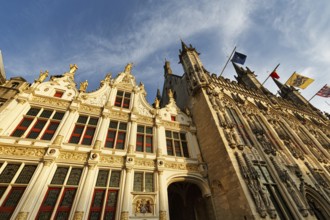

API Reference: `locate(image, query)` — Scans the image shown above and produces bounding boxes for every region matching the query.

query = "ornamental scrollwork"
[0,146,45,158]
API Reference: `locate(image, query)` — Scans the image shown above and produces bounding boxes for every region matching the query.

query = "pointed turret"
[272,78,309,106]
[232,63,268,93]
[0,51,6,84]
[164,60,173,76]
[181,39,189,52]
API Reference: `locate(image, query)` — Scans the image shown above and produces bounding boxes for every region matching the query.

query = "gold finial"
[69,64,78,74]
[79,80,88,92]
[124,63,133,73]
[36,70,49,83]
[154,97,160,109]
[168,89,173,98]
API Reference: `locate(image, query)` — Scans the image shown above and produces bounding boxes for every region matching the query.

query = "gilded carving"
[135,158,156,168]
[16,212,28,220]
[120,211,129,220]
[73,211,84,220]
[164,161,199,171]
[58,151,88,162]
[135,198,153,214]
[159,210,167,220]
[31,96,69,108]
[109,110,129,120]
[80,104,101,114]
[0,146,45,158]
[100,155,124,166]
[136,115,153,124]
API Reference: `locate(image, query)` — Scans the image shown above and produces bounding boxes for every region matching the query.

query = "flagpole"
[219,46,236,77]
[261,63,280,85]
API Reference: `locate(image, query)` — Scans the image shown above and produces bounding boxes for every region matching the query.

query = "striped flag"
[316,84,330,98]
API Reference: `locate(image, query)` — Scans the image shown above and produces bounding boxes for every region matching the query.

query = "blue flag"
[231,51,247,65]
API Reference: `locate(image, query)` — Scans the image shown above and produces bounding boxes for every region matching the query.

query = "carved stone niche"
[133,195,155,216]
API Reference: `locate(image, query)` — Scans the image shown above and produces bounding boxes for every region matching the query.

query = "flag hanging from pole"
[285,72,314,89]
[270,71,280,79]
[231,52,247,65]
[316,84,330,97]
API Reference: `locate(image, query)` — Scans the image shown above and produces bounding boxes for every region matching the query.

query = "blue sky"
[1,0,329,113]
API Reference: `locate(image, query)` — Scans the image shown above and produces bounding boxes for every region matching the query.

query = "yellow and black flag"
[285,72,314,89]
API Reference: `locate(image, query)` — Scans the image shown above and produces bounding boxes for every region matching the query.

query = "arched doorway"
[306,194,330,220]
[167,182,209,220]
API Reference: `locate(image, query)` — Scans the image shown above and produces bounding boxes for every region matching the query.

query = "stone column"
[158,171,167,220]
[156,123,166,156]
[16,160,54,219]
[52,108,78,145]
[93,115,110,150]
[73,164,98,220]
[127,117,137,153]
[120,168,133,220]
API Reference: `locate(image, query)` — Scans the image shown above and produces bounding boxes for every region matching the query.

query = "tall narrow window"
[36,167,83,220]
[165,130,189,157]
[114,90,131,109]
[69,115,99,145]
[89,170,121,220]
[136,125,153,153]
[254,164,294,219]
[133,172,154,192]
[11,108,64,140]
[0,164,37,219]
[105,121,127,149]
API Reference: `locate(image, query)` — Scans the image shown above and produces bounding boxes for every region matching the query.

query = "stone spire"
[164,59,173,76]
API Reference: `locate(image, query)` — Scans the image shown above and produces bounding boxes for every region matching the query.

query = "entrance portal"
[167,182,208,220]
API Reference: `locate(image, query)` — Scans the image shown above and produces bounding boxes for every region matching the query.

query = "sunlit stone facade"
[0,42,330,220]
[161,42,330,219]
[0,63,211,220]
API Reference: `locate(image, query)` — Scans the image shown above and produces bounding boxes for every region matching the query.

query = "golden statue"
[79,80,88,92]
[168,89,173,98]
[154,97,160,109]
[124,63,133,73]
[69,64,78,74]
[36,70,49,83]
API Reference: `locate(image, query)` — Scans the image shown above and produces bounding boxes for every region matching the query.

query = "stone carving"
[109,110,129,121]
[31,96,69,108]
[235,152,277,218]
[58,151,88,162]
[120,211,129,220]
[73,211,84,220]
[159,210,167,220]
[283,140,304,160]
[0,146,45,157]
[270,157,309,217]
[100,155,124,166]
[256,133,276,155]
[134,158,156,168]
[135,198,153,214]
[164,161,199,172]
[16,212,28,220]
[136,98,153,117]
[80,104,101,114]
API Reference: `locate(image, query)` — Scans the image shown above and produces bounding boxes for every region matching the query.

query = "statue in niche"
[154,97,160,109]
[79,80,88,92]
[36,70,49,83]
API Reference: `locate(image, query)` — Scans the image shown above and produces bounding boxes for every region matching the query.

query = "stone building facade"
[0,63,212,220]
[161,42,330,219]
[0,42,329,220]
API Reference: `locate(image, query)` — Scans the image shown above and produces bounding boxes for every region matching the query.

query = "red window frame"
[136,134,144,152]
[116,131,126,149]
[36,187,61,219]
[0,187,26,217]
[54,188,77,219]
[69,125,85,144]
[26,119,47,139]
[105,122,127,149]
[114,91,131,108]
[89,189,106,219]
[41,121,60,140]
[81,127,96,145]
[104,190,118,219]
[54,91,64,98]
[10,117,33,137]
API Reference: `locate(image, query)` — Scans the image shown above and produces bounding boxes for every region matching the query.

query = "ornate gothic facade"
[0,42,329,220]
